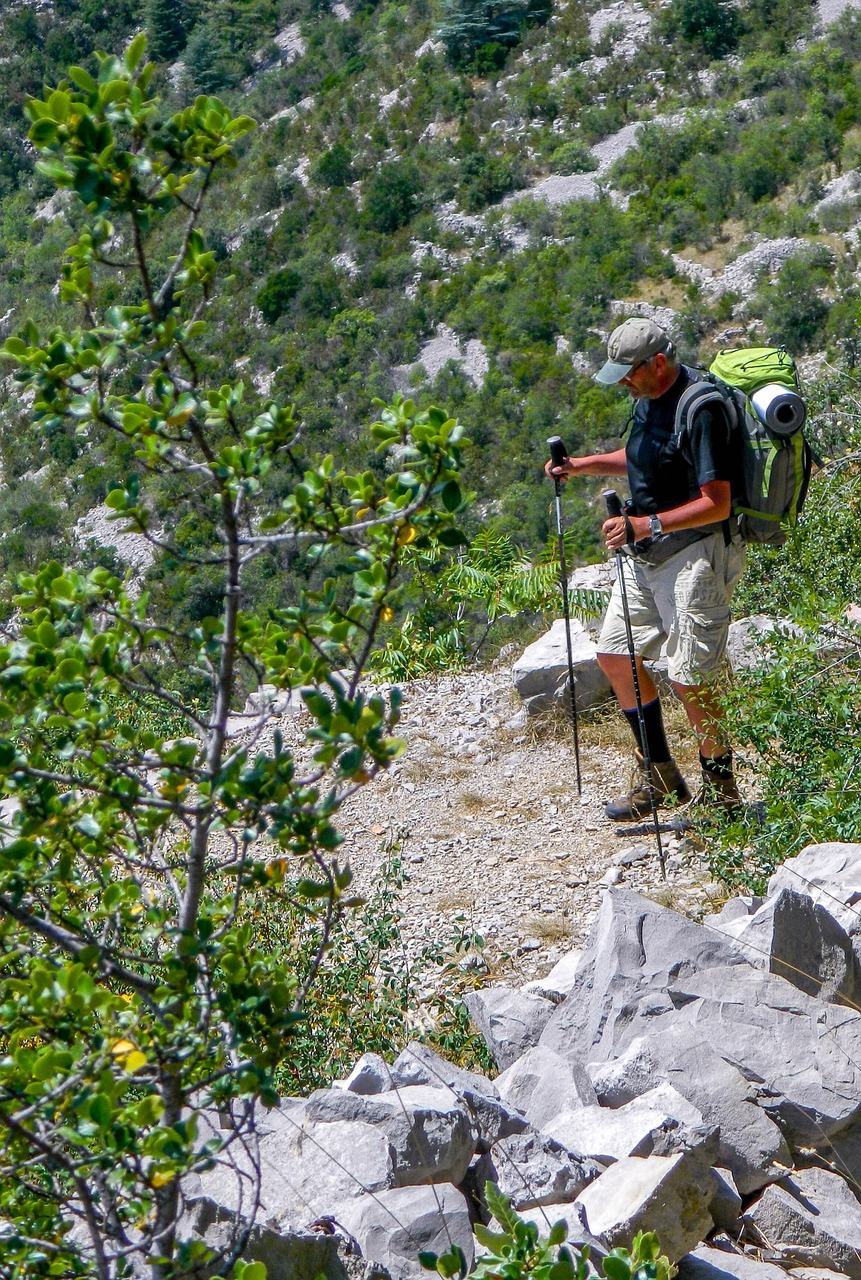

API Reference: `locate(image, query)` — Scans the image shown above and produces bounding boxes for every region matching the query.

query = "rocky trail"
[329,663,721,984]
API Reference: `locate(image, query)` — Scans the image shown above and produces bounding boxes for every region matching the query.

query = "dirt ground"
[328,663,727,986]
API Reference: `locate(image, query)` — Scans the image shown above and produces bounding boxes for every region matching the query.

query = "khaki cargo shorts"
[597,532,747,686]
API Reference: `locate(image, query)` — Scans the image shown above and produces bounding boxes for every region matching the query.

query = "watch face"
[650,516,662,537]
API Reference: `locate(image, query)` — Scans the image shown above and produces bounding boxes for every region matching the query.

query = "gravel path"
[331,665,721,985]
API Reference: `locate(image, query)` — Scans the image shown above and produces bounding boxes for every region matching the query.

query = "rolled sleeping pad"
[750,383,806,437]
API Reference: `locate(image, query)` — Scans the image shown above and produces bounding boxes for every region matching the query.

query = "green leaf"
[441,480,462,512]
[602,1256,632,1280]
[234,1263,268,1280]
[29,119,58,146]
[68,66,99,93]
[547,1221,567,1247]
[437,527,469,548]
[89,1094,113,1129]
[126,32,147,72]
[484,1181,520,1235]
[473,1224,508,1250]
[419,1254,439,1272]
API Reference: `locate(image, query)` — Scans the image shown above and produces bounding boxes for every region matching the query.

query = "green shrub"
[364,160,421,232]
[258,853,493,1093]
[313,141,354,187]
[755,249,832,351]
[548,140,599,174]
[667,0,740,57]
[422,1192,671,1280]
[459,151,521,211]
[257,265,303,322]
[437,0,551,68]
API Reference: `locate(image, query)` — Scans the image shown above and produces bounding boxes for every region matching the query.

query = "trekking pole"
[603,490,666,879]
[547,435,582,796]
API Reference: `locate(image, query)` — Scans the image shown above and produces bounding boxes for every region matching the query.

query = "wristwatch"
[649,514,663,539]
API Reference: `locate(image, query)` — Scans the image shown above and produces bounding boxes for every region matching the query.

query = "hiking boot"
[604,752,691,821]
[693,764,743,820]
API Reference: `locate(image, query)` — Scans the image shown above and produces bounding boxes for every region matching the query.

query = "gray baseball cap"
[595,317,671,385]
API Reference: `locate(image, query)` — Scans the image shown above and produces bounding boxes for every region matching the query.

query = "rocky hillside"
[3,0,861,643]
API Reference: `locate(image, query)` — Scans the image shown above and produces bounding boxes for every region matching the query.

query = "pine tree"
[145,0,197,62]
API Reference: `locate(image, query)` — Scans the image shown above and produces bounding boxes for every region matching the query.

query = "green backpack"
[674,346,815,546]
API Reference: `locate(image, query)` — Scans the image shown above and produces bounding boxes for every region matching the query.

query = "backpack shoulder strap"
[673,378,739,446]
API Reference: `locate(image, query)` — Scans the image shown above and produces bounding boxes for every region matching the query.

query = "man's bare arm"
[544,447,628,481]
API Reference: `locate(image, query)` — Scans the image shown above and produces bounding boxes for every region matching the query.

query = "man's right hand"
[545,457,572,480]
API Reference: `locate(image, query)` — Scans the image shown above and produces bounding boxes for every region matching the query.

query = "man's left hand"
[603,514,646,549]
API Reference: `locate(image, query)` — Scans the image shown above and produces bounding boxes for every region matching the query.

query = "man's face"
[618,353,665,398]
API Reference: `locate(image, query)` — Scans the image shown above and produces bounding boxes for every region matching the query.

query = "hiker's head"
[596,318,678,398]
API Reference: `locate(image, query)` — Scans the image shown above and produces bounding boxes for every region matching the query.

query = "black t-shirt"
[625,365,736,556]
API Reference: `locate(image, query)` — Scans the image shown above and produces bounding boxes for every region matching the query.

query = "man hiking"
[546,317,745,821]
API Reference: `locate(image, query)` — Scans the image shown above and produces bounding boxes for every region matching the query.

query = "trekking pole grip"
[604,490,623,518]
[547,435,567,470]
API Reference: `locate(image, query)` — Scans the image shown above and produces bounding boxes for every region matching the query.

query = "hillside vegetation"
[2,0,861,874]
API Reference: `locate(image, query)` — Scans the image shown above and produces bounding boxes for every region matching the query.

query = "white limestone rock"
[340,1053,393,1095]
[521,949,584,1004]
[464,986,556,1071]
[718,886,859,1004]
[588,1030,790,1195]
[473,1129,602,1209]
[389,1042,526,1150]
[541,889,861,1153]
[495,1044,597,1129]
[743,1165,861,1278]
[677,1245,791,1280]
[545,1085,716,1165]
[708,1167,743,1234]
[512,619,612,715]
[335,1184,474,1280]
[575,1153,713,1263]
[302,1086,477,1187]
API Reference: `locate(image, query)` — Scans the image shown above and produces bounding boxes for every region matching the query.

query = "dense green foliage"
[0,40,469,1277]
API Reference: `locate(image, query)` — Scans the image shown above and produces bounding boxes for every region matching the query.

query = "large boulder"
[708,886,859,1004]
[539,888,753,1061]
[472,1129,601,1209]
[335,1184,474,1280]
[464,986,555,1070]
[545,1085,717,1166]
[181,1197,385,1280]
[494,1045,597,1129]
[387,1042,525,1150]
[768,842,861,942]
[512,619,611,715]
[303,1086,477,1188]
[743,1165,861,1278]
[389,1043,497,1096]
[575,1152,713,1263]
[196,1104,393,1224]
[588,1031,790,1195]
[540,889,861,1151]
